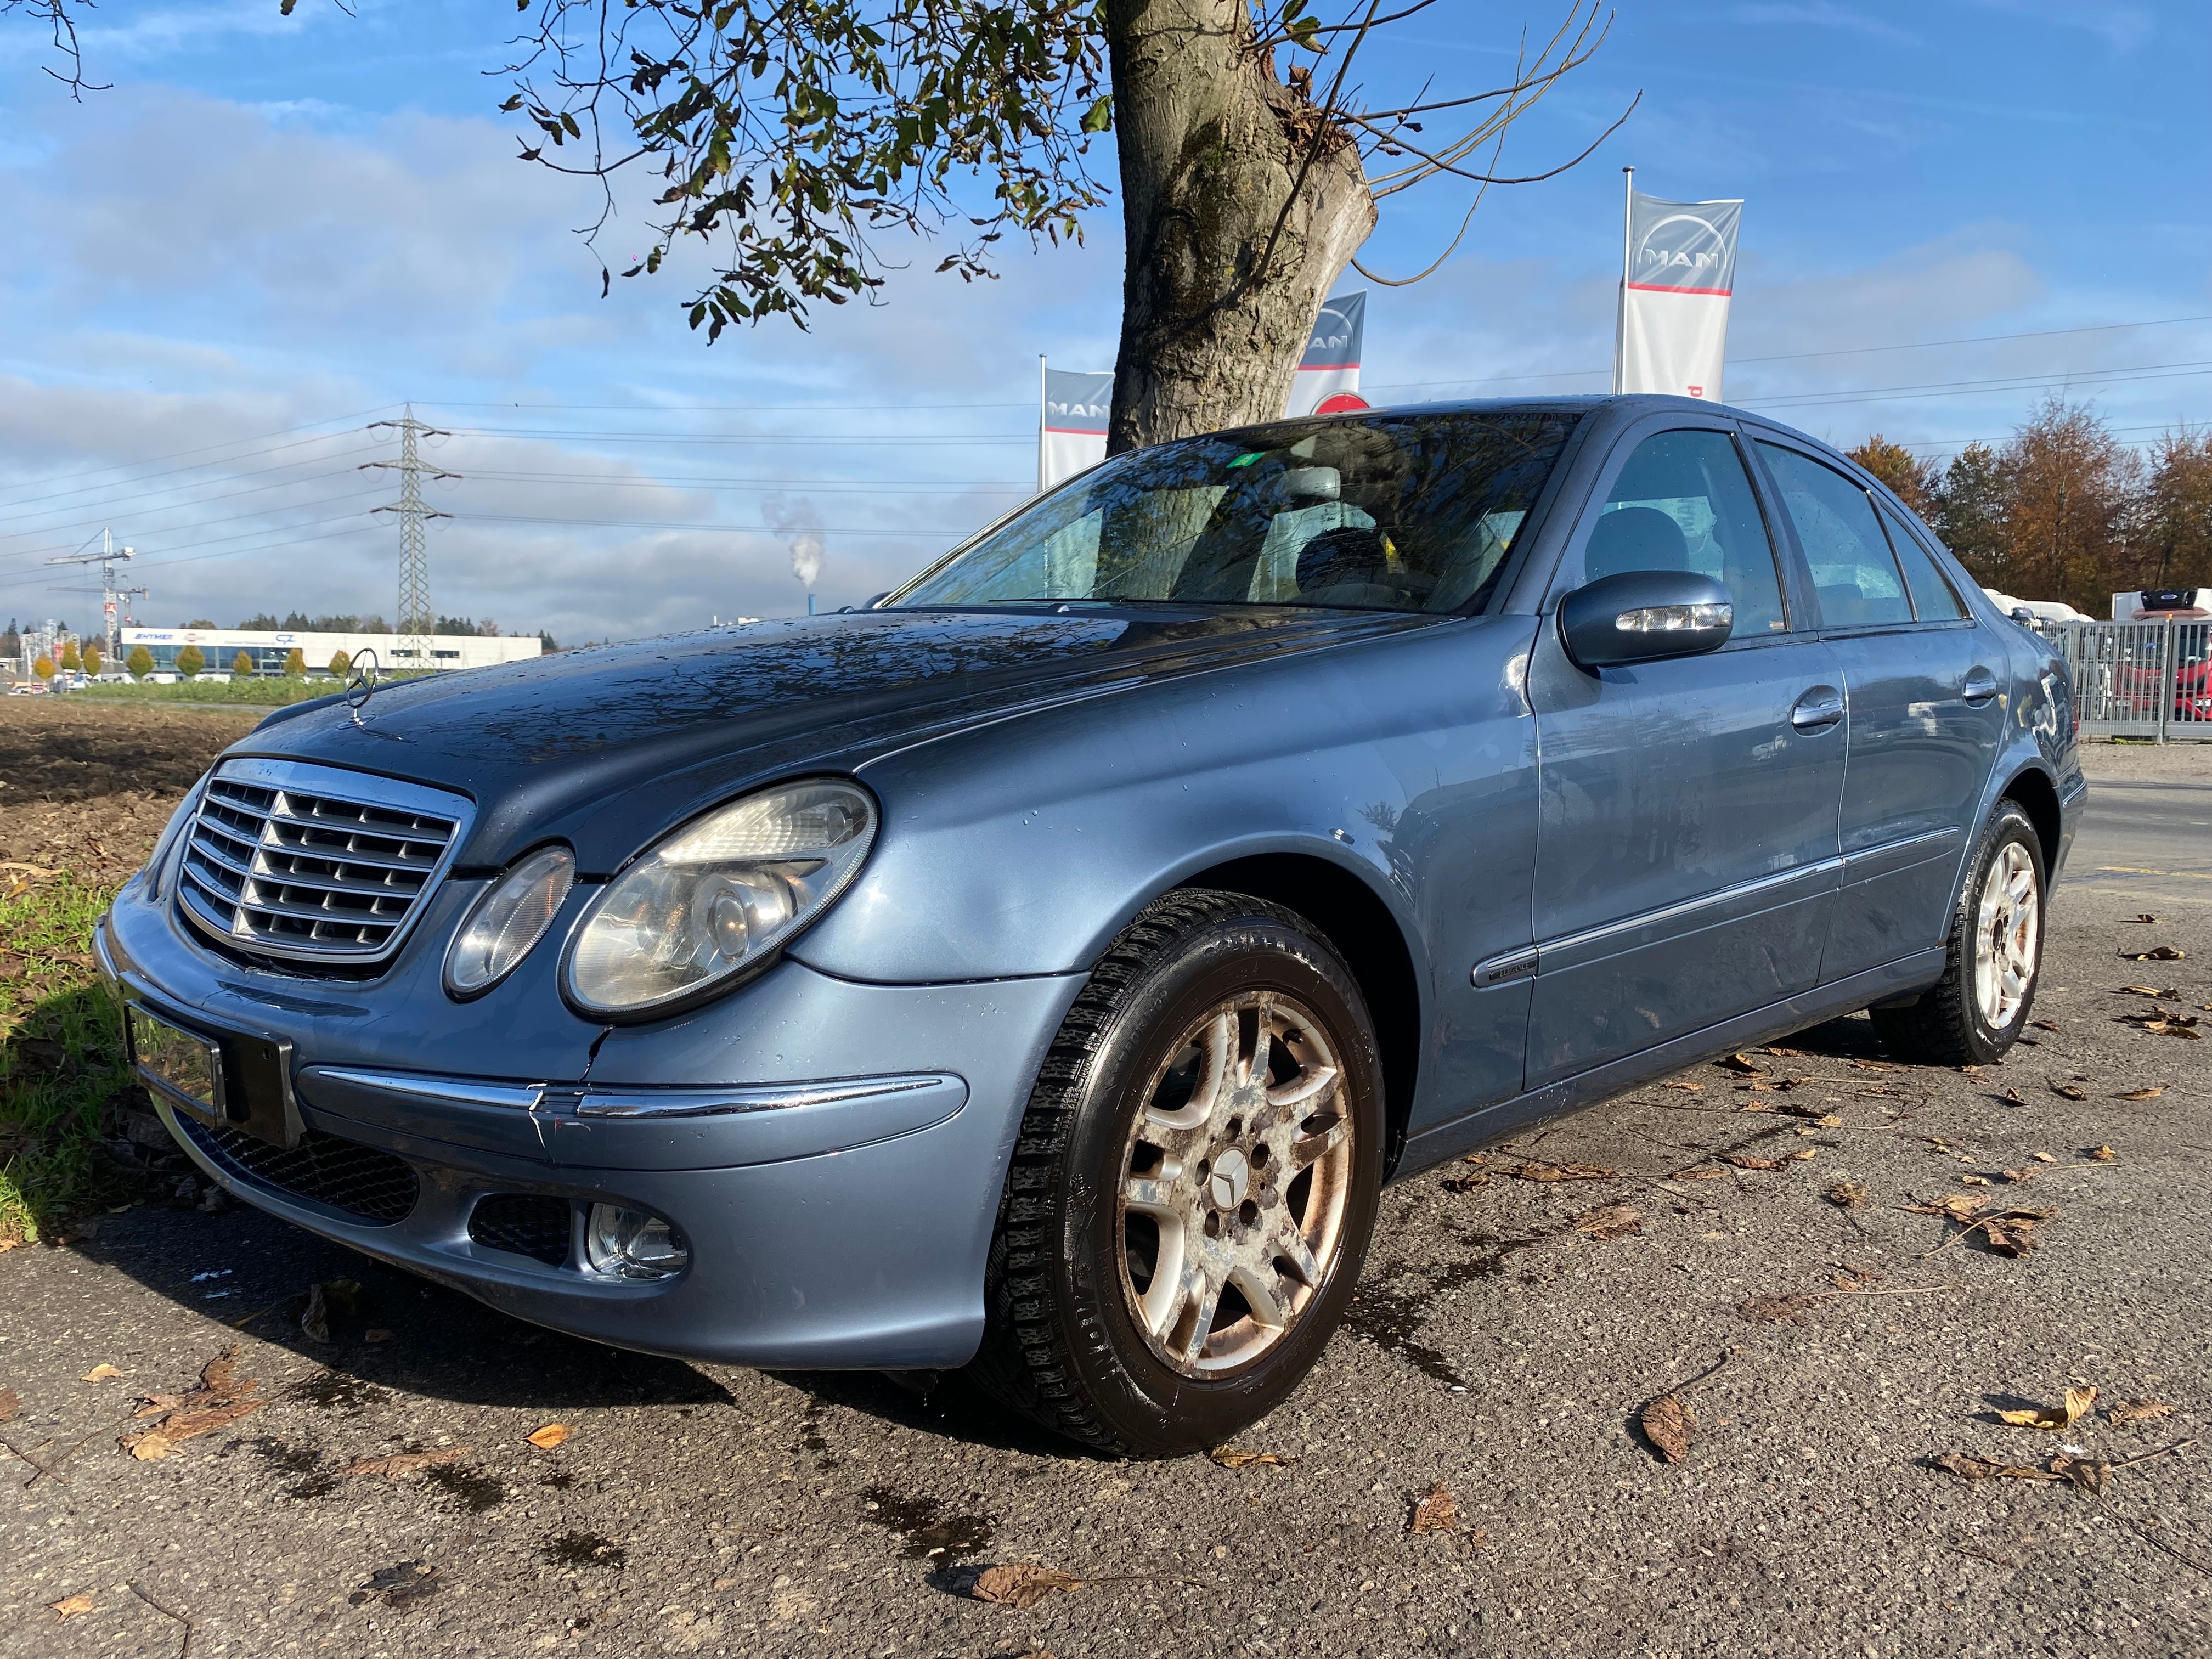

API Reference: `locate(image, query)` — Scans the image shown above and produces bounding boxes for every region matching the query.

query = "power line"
[451,511,981,538]
[0,458,385,541]
[1364,312,2212,395]
[0,484,393,568]
[0,407,398,505]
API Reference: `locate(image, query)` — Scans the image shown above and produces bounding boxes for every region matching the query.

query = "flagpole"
[1613,166,1633,396]
[1037,354,1048,494]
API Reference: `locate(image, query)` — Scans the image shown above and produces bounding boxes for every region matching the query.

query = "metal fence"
[2040,619,2212,741]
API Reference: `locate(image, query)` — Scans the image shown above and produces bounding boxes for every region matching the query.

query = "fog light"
[584,1204,688,1280]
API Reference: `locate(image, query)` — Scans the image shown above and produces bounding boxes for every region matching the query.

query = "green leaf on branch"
[1080,94,1112,133]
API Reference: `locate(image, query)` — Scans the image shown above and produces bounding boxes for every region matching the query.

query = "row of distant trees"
[1848,396,2212,618]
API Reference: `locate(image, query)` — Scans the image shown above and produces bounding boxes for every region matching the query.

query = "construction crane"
[46,529,148,666]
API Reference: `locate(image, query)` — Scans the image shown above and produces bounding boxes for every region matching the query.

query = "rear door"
[1746,437,2007,983]
[1523,417,1847,1087]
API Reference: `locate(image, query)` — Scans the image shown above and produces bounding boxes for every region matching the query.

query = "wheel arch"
[1171,852,1424,1173]
[1999,763,2062,880]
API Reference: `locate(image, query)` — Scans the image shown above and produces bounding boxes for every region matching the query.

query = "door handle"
[1790,685,1844,731]
[1962,667,2000,706]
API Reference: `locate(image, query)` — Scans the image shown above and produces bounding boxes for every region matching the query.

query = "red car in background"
[2113,590,2212,726]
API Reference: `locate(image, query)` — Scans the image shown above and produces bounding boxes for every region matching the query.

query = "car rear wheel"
[1869,800,2045,1066]
[968,890,1384,1457]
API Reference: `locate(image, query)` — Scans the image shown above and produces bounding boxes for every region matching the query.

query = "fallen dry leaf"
[2049,1080,2089,1101]
[1996,1385,2097,1431]
[1571,1203,1643,1240]
[80,1363,122,1382]
[2004,1087,2026,1105]
[1640,1394,1694,1463]
[1718,1154,1783,1171]
[1788,1148,1817,1161]
[1500,1161,1617,1183]
[1739,1293,1818,1323]
[2119,945,2185,962]
[1932,1452,2064,1483]
[341,1447,470,1479]
[2032,1019,2061,1032]
[1831,1264,1882,1291]
[2031,1152,2057,1164]
[2086,1145,2118,1161]
[120,1347,262,1460]
[49,1593,95,1620]
[1850,1057,1906,1073]
[1208,1447,1296,1469]
[1409,1481,1459,1533]
[1716,1053,1766,1075]
[1440,1172,1491,1192]
[2108,1400,2176,1427]
[2119,985,2181,998]
[1825,1180,1869,1209]
[1670,1165,1728,1181]
[1762,1045,1812,1057]
[1662,1080,1705,1092]
[299,1282,330,1344]
[970,1564,1085,1610]
[1960,1173,1991,1187]
[1904,1193,1988,1223]
[1982,1211,2053,1257]
[2000,1167,2038,1184]
[0,1389,19,1424]
[353,1561,440,1607]
[2113,1087,2164,1101]
[2125,913,2159,924]
[526,1424,572,1450]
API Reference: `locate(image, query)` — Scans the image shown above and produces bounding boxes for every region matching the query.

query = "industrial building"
[120,626,543,676]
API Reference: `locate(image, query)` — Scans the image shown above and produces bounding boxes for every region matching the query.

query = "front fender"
[791,616,1539,988]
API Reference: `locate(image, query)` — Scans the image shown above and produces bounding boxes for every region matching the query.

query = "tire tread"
[967,889,1322,1455]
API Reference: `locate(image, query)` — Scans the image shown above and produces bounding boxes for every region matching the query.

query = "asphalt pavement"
[5,742,2210,1658]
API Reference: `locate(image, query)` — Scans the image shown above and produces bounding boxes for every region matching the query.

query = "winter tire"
[1870,800,2045,1066]
[968,889,1385,1457]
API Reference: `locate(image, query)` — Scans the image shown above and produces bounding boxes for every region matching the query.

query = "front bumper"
[99,873,1085,1369]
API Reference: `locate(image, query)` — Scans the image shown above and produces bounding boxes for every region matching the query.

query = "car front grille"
[177,758,472,967]
[179,1117,420,1225]
[469,1194,575,1266]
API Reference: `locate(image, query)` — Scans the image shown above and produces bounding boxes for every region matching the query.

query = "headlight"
[444,845,576,998]
[563,778,877,1018]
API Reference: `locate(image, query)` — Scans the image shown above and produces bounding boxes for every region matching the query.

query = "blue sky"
[0,0,2204,641]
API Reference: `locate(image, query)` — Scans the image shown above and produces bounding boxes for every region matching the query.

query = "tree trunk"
[1104,0,1376,453]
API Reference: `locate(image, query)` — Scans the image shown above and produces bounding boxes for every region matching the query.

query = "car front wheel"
[1870,799,2045,1065]
[969,889,1384,1457]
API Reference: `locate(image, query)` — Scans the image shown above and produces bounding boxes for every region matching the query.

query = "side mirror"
[1558,570,1735,671]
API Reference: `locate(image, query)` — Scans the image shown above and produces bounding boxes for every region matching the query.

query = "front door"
[1525,422,1847,1088]
[1748,438,2008,980]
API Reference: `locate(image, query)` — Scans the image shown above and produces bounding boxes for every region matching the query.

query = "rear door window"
[1879,509,1967,620]
[1754,442,1914,628]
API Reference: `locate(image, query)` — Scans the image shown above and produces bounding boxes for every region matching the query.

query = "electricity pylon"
[363,407,459,672]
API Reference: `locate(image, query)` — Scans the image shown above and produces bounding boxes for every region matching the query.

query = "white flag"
[1285,291,1369,417]
[1617,193,1741,402]
[1040,368,1112,490]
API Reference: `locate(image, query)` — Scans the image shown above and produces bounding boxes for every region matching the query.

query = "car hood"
[236,607,1427,870]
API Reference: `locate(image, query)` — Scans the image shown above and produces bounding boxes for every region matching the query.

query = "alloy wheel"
[1116,991,1356,1376]
[1972,840,2040,1030]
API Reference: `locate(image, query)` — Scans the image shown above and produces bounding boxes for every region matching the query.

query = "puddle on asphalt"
[1341,1228,1555,1386]
[286,1371,389,1416]
[231,1434,338,1499]
[425,1462,507,1513]
[543,1531,627,1570]
[858,1486,997,1562]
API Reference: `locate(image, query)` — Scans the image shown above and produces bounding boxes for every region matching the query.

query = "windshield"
[888,411,1581,614]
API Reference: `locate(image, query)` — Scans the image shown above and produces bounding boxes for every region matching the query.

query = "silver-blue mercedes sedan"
[98,394,2084,1455]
